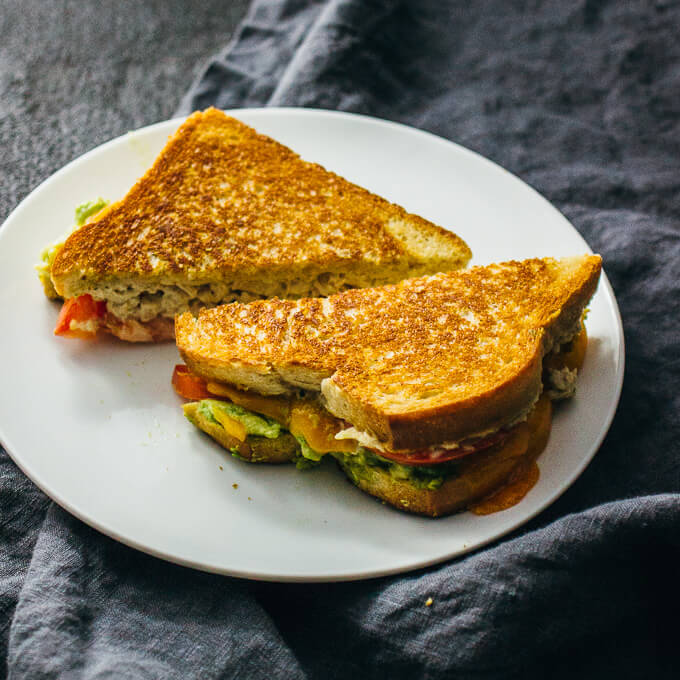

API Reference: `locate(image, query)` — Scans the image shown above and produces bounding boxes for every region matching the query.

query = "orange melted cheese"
[211,410,247,442]
[205,382,358,452]
[289,400,357,453]
[470,395,552,515]
[470,461,541,515]
[471,325,585,517]
[207,382,291,425]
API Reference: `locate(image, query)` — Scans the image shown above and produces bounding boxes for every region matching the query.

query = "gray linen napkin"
[3,0,679,677]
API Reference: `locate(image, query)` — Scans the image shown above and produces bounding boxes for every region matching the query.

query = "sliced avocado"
[294,435,324,463]
[183,401,298,464]
[36,198,110,299]
[292,453,322,470]
[332,448,455,490]
[36,242,62,299]
[75,198,109,226]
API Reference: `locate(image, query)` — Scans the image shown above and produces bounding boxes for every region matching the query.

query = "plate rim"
[0,107,625,581]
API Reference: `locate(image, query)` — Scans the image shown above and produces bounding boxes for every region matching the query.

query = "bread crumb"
[425,597,433,607]
[248,496,252,501]
[232,483,238,489]
[219,465,223,471]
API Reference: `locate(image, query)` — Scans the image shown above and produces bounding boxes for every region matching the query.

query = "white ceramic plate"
[0,109,624,581]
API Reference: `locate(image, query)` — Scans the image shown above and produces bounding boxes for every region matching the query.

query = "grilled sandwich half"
[40,108,471,342]
[173,255,602,517]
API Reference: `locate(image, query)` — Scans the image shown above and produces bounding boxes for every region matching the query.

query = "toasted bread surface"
[177,256,601,450]
[50,108,470,305]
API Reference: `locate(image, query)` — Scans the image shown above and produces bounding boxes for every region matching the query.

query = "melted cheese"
[335,427,385,452]
[289,400,357,453]
[469,395,552,515]
[211,410,247,441]
[206,382,291,425]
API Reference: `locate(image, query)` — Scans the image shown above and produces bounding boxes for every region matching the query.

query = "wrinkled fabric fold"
[8,506,306,680]
[254,495,680,679]
[3,0,680,677]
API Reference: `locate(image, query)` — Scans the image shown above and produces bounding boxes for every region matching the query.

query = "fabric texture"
[3,0,680,677]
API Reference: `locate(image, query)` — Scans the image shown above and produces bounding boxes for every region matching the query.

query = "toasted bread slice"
[183,402,298,463]
[335,419,531,517]
[335,395,552,517]
[176,255,601,451]
[48,108,470,329]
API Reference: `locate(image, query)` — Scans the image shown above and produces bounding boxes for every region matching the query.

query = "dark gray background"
[0,0,250,224]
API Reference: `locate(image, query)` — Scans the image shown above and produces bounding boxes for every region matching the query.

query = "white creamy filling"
[544,315,585,355]
[335,427,389,452]
[69,318,100,334]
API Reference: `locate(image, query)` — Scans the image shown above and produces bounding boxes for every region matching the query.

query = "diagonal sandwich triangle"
[45,108,471,341]
[177,255,602,451]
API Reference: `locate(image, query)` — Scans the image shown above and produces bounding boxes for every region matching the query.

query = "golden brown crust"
[51,108,470,298]
[176,255,602,449]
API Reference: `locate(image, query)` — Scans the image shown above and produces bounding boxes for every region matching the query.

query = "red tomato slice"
[171,365,215,400]
[54,294,106,338]
[372,429,510,466]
